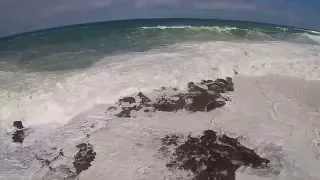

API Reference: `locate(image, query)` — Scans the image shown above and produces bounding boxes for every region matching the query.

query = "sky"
[1,0,320,37]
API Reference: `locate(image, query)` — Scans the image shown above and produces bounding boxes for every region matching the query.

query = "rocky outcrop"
[160,130,270,180]
[73,143,96,175]
[114,77,234,118]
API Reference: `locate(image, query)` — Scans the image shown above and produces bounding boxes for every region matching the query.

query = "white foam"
[1,41,320,129]
[140,25,238,31]
[294,27,320,35]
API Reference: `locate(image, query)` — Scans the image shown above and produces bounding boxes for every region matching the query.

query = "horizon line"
[0,17,318,40]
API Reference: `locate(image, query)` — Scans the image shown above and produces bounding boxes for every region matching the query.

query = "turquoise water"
[0,18,319,71]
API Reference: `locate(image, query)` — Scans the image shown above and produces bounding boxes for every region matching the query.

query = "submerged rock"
[12,130,25,143]
[35,148,77,179]
[114,77,234,118]
[12,121,26,143]
[73,143,96,174]
[160,130,270,180]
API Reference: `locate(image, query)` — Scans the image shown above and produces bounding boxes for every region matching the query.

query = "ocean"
[0,19,320,180]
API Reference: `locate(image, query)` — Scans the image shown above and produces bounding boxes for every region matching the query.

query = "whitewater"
[0,20,320,180]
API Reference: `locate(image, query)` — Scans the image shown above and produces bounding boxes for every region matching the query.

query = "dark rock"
[154,95,186,112]
[188,82,196,89]
[137,92,151,105]
[116,105,142,118]
[161,134,180,146]
[186,93,220,112]
[13,121,24,129]
[114,77,234,118]
[159,130,270,180]
[12,130,25,143]
[206,100,226,112]
[207,78,234,93]
[73,143,96,175]
[119,97,136,104]
[12,121,26,143]
[188,84,207,94]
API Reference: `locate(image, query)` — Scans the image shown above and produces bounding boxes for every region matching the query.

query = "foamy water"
[1,41,319,127]
[0,40,320,180]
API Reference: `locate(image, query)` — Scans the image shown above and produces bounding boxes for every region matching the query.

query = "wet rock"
[207,78,234,93]
[13,121,24,129]
[154,95,186,112]
[160,130,270,180]
[161,134,180,146]
[137,92,151,105]
[119,97,136,104]
[188,82,207,94]
[73,143,96,175]
[116,105,142,118]
[114,77,234,118]
[12,121,26,143]
[186,93,224,112]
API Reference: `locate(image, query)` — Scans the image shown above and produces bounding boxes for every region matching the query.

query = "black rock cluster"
[160,130,270,180]
[115,77,234,118]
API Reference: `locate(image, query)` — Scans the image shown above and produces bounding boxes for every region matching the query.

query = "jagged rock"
[115,77,234,118]
[137,92,151,105]
[186,93,223,112]
[116,105,142,118]
[154,95,186,112]
[119,97,136,104]
[207,78,234,93]
[13,121,24,129]
[73,143,96,174]
[160,130,270,180]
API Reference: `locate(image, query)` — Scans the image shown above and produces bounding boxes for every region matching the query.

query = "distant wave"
[139,25,320,44]
[140,25,238,31]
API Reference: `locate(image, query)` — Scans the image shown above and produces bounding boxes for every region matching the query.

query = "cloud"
[192,1,257,10]
[135,0,180,8]
[49,0,114,14]
[132,0,258,10]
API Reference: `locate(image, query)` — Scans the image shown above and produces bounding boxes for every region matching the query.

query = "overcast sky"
[1,0,320,37]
